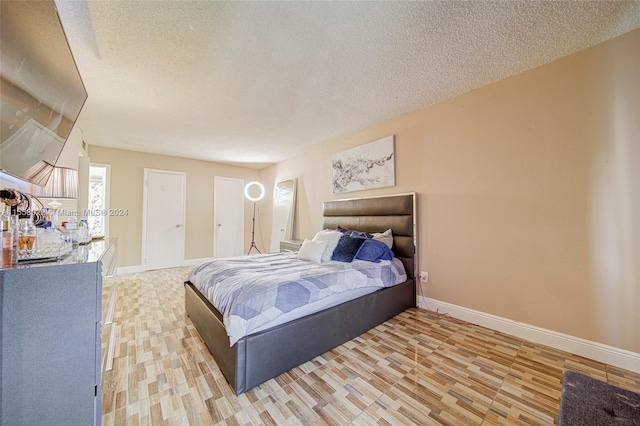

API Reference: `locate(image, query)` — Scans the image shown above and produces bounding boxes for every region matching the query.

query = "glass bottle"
[1,206,15,267]
[18,218,36,258]
[10,214,19,264]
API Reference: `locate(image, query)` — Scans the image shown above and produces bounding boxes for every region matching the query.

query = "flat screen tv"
[0,0,87,187]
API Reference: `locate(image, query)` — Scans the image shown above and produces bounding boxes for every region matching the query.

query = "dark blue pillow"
[331,235,366,262]
[335,225,352,235]
[354,239,394,263]
[336,226,371,239]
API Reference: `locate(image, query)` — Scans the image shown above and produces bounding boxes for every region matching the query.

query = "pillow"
[336,225,372,239]
[354,239,394,263]
[335,225,352,235]
[297,239,327,264]
[348,230,371,239]
[311,230,343,262]
[331,235,366,262]
[372,229,393,248]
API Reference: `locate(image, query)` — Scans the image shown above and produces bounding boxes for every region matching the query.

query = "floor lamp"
[244,181,265,254]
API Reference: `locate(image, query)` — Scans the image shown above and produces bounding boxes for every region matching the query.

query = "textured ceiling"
[54,1,640,169]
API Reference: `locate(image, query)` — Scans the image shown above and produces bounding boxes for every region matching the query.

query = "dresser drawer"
[96,239,118,374]
[100,239,118,279]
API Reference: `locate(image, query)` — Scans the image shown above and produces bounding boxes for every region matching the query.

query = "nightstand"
[280,239,303,252]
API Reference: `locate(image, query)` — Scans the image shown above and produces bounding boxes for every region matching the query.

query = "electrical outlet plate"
[420,271,428,283]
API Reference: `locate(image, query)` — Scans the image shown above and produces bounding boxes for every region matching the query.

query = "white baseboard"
[418,296,640,374]
[117,258,212,276]
[183,257,214,267]
[117,265,144,275]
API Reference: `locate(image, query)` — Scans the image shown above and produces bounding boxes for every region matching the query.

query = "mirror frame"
[270,178,297,252]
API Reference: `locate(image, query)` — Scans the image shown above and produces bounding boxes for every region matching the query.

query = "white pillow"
[297,239,327,264]
[311,229,343,262]
[372,229,393,248]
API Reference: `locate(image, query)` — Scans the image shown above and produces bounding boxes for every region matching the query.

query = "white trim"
[117,265,145,275]
[117,258,213,276]
[417,296,640,374]
[183,257,214,266]
[88,162,110,239]
[141,169,148,269]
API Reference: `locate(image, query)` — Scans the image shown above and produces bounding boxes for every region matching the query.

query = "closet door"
[142,169,186,270]
[214,176,244,258]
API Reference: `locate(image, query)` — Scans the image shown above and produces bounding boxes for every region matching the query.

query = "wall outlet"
[420,271,429,283]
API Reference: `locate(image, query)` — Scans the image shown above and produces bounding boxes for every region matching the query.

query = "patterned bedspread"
[188,252,407,346]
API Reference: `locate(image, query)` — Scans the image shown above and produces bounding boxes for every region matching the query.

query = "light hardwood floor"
[101,267,640,425]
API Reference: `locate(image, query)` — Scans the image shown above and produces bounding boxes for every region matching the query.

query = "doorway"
[142,169,186,270]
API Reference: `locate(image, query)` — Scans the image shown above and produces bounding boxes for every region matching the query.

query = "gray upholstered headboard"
[322,193,417,279]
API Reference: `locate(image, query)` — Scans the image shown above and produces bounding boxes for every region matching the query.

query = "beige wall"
[262,29,640,353]
[88,146,260,267]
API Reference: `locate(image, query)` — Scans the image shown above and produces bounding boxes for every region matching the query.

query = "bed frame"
[184,193,417,395]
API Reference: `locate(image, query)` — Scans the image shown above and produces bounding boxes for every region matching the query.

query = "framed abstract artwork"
[332,135,395,193]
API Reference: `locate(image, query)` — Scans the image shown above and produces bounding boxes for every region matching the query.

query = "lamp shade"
[32,166,79,199]
[23,161,55,187]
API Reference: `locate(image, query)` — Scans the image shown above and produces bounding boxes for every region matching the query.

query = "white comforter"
[188,252,407,345]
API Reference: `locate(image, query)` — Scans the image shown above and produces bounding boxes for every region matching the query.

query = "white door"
[214,177,244,258]
[142,169,186,270]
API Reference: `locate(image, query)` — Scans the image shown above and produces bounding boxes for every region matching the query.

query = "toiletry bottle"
[10,213,19,265]
[1,207,15,267]
[18,217,36,257]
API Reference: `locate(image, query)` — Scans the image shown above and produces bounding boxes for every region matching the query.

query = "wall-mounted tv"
[0,0,87,187]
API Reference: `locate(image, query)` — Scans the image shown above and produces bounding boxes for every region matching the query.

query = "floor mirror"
[270,178,296,252]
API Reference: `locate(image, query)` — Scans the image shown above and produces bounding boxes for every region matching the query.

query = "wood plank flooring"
[102,267,640,425]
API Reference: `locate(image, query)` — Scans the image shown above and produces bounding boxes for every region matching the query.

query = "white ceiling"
[55,1,640,169]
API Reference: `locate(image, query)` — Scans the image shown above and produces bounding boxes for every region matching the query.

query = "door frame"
[88,162,111,239]
[141,168,187,270]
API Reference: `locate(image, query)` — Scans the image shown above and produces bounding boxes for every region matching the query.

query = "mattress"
[188,252,407,345]
[249,285,378,334]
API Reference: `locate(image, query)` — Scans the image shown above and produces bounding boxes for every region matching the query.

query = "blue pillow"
[335,225,352,235]
[354,239,394,263]
[331,235,366,262]
[336,226,371,239]
[349,230,371,239]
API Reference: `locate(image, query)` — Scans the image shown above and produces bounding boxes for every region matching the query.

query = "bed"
[184,193,417,395]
